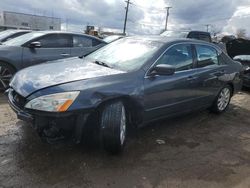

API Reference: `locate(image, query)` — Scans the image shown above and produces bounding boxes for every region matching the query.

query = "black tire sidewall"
[100,101,126,154]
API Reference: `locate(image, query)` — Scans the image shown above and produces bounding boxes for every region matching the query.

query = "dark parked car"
[161,30,212,42]
[233,55,250,88]
[0,31,107,90]
[7,37,243,154]
[0,29,31,43]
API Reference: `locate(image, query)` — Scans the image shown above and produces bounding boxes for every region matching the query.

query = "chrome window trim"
[144,41,221,79]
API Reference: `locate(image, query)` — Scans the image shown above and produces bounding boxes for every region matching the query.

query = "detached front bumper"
[7,89,91,144]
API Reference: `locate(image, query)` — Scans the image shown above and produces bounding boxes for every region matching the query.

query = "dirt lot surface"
[1,91,250,188]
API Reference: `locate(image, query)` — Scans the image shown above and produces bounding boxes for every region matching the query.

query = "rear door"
[22,34,72,67]
[191,44,229,104]
[71,35,105,57]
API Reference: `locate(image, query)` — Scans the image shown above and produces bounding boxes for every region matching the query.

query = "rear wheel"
[100,101,127,154]
[0,62,15,91]
[211,85,232,113]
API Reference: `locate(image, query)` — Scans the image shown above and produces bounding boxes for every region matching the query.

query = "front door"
[22,34,72,68]
[144,43,200,121]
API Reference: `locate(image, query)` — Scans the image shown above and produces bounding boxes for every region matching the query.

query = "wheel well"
[95,97,143,126]
[227,83,234,95]
[0,60,17,72]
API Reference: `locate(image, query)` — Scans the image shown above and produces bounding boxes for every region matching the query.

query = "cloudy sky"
[1,0,250,36]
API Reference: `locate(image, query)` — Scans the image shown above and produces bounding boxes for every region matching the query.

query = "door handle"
[214,70,226,76]
[61,53,70,57]
[187,76,198,81]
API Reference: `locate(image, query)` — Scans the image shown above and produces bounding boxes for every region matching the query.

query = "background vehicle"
[161,30,212,42]
[0,29,31,43]
[0,31,107,90]
[8,37,243,154]
[234,55,250,88]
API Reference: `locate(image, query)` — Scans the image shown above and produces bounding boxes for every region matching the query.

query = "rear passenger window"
[199,34,211,42]
[92,39,102,46]
[156,44,193,71]
[73,35,93,47]
[37,34,72,48]
[196,45,218,68]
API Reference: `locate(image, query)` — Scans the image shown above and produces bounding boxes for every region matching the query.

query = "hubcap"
[0,65,13,90]
[217,88,231,111]
[120,106,126,145]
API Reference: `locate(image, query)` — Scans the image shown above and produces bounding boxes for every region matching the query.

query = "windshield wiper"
[94,60,112,68]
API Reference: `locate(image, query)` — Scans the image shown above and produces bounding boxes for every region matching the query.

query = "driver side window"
[156,44,194,71]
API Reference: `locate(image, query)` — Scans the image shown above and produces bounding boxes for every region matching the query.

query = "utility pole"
[205,24,210,32]
[165,6,172,31]
[123,0,132,35]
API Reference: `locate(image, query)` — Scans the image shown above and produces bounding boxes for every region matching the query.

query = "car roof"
[124,35,220,51]
[126,35,210,44]
[31,30,102,40]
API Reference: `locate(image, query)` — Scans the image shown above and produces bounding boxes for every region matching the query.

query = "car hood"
[10,57,125,97]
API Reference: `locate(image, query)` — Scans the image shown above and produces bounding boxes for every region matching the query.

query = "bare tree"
[236,28,247,39]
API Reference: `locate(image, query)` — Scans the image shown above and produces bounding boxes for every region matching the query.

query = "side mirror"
[149,64,175,76]
[29,41,41,48]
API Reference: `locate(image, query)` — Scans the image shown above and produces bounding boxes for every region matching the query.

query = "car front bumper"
[7,89,91,144]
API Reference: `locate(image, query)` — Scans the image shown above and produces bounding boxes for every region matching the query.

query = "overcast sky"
[1,0,250,36]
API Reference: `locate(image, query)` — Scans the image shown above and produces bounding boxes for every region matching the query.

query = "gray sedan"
[0,31,107,90]
[8,37,243,153]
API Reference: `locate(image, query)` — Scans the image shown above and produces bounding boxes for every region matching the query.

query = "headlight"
[25,91,80,112]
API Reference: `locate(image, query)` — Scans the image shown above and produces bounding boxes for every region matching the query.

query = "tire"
[0,62,16,91]
[100,101,127,154]
[211,85,232,114]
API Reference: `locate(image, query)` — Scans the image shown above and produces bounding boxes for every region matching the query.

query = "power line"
[130,1,166,11]
[128,19,163,27]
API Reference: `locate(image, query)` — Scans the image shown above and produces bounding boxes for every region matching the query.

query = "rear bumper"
[7,89,92,143]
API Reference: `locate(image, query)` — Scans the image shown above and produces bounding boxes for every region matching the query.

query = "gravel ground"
[0,91,250,188]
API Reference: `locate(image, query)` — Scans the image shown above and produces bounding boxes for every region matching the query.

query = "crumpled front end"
[7,88,90,144]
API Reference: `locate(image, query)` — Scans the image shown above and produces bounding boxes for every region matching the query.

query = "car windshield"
[3,32,44,46]
[0,30,17,40]
[86,38,163,72]
[161,31,188,38]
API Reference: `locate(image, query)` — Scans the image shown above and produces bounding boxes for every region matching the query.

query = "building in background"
[0,11,61,31]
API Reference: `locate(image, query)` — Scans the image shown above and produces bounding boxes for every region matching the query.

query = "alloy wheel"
[217,88,231,111]
[120,106,126,145]
[0,65,13,90]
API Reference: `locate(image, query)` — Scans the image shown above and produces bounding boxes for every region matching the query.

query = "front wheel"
[100,101,127,154]
[0,62,15,91]
[211,85,232,113]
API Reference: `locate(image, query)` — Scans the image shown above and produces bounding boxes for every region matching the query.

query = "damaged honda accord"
[7,36,243,154]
